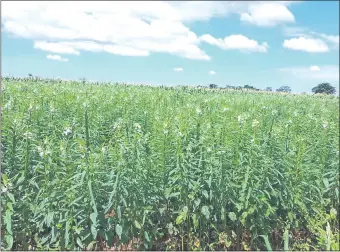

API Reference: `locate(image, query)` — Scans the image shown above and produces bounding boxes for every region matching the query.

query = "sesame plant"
[1,77,339,251]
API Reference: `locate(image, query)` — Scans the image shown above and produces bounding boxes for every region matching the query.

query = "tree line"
[206,83,337,95]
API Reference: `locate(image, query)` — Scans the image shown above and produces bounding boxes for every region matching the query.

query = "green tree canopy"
[312,83,336,95]
[276,86,291,93]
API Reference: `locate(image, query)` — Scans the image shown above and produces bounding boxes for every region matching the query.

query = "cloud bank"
[2,1,297,61]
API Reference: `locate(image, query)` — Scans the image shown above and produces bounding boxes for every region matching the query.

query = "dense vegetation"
[1,77,339,251]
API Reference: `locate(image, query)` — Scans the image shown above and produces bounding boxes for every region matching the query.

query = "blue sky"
[2,1,339,93]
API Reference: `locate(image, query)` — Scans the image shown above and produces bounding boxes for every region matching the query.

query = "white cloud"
[209,70,216,75]
[283,37,329,53]
[282,26,310,37]
[279,65,339,82]
[2,1,297,60]
[46,54,69,62]
[35,41,80,55]
[318,34,339,48]
[200,34,269,52]
[282,26,339,51]
[240,3,295,27]
[310,65,320,72]
[173,67,183,72]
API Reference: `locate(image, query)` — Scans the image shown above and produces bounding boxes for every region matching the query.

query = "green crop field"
[1,77,339,251]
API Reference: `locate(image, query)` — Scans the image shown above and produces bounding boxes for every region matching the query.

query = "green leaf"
[228,212,237,222]
[194,198,201,208]
[201,205,210,220]
[283,228,289,251]
[134,220,142,229]
[207,176,212,188]
[202,190,209,199]
[192,214,199,229]
[87,241,97,250]
[176,213,185,225]
[7,193,15,203]
[4,209,12,235]
[2,173,9,186]
[117,205,122,221]
[76,237,84,248]
[323,178,329,189]
[50,226,56,243]
[260,235,272,251]
[77,138,86,147]
[5,234,13,249]
[144,231,150,242]
[46,211,54,227]
[182,206,188,214]
[288,212,294,222]
[6,202,13,212]
[221,207,225,221]
[91,224,97,239]
[115,224,122,239]
[90,212,97,225]
[88,180,97,213]
[65,222,70,247]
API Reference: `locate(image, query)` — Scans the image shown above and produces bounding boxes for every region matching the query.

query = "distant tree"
[243,85,254,89]
[79,77,87,84]
[28,73,33,77]
[312,83,336,95]
[225,85,236,89]
[276,86,291,93]
[265,87,272,91]
[243,85,261,91]
[209,83,218,89]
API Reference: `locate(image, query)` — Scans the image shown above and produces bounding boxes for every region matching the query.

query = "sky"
[1,1,339,93]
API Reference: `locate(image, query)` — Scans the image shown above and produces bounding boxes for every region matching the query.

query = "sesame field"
[1,77,339,251]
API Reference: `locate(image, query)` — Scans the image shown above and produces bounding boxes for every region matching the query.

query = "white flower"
[223,107,229,112]
[23,131,33,139]
[134,123,141,130]
[207,147,212,153]
[322,121,328,129]
[271,109,278,116]
[237,115,242,123]
[4,102,10,110]
[261,106,267,110]
[252,119,259,128]
[37,146,44,157]
[63,127,72,136]
[163,129,169,135]
[330,208,337,218]
[1,187,8,194]
[101,146,106,153]
[196,108,202,115]
[37,146,51,157]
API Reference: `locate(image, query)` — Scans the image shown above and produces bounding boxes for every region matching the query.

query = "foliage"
[312,83,336,95]
[209,83,218,89]
[1,77,339,251]
[243,85,260,91]
[265,87,272,92]
[276,86,292,93]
